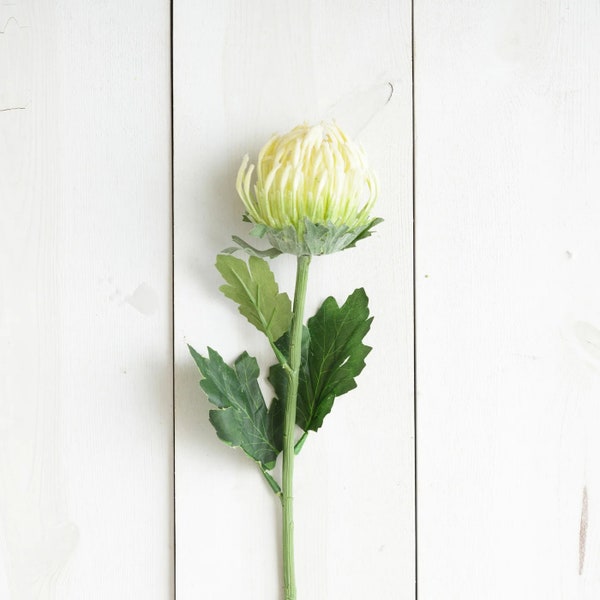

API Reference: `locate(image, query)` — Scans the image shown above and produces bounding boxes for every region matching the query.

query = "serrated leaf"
[189,345,280,470]
[305,288,373,417]
[268,288,373,434]
[216,254,292,342]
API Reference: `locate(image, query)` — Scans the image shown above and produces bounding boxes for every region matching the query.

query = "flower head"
[236,122,381,255]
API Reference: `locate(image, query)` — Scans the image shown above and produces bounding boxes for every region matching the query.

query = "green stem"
[282,254,311,600]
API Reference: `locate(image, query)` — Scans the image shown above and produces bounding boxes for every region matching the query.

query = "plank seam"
[411,0,418,598]
[170,0,176,597]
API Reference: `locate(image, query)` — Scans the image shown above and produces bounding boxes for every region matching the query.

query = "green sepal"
[188,345,281,470]
[222,235,282,259]
[268,288,373,435]
[250,217,383,256]
[342,217,384,249]
[216,254,292,342]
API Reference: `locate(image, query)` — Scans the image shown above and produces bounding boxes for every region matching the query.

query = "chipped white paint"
[174,1,413,598]
[322,81,398,138]
[571,322,600,365]
[416,1,600,598]
[125,283,159,316]
[0,1,172,598]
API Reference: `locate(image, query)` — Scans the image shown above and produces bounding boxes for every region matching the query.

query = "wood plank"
[415,1,600,597]
[174,2,414,598]
[0,2,172,597]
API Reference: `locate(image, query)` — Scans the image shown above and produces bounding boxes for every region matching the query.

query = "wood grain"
[0,1,172,598]
[415,1,600,597]
[174,1,414,598]
[9,2,597,597]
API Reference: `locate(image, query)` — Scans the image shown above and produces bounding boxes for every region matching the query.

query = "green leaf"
[304,288,373,423]
[266,395,284,454]
[189,345,280,470]
[216,254,292,342]
[268,288,373,434]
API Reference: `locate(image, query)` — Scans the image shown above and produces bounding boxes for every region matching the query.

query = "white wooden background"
[0,1,173,598]
[174,2,413,598]
[416,2,600,598]
[2,1,600,599]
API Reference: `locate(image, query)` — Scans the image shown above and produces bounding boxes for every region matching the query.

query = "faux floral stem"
[282,254,311,600]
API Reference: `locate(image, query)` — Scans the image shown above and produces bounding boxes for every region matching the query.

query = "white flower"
[236,122,379,233]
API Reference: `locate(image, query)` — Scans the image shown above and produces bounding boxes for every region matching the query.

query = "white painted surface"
[5,1,599,598]
[174,2,414,599]
[416,1,600,598]
[0,2,172,598]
